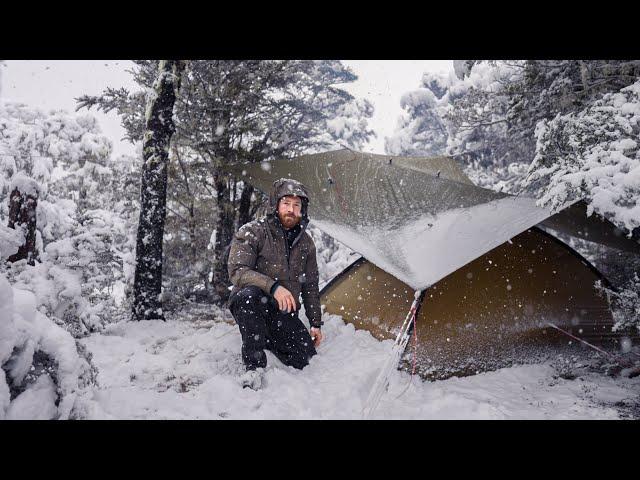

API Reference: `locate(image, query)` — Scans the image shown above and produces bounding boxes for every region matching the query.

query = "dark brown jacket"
[227,213,323,328]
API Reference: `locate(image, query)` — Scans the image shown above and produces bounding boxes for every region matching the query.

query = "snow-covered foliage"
[0,223,24,260]
[0,102,115,247]
[307,223,358,289]
[315,97,375,151]
[79,60,375,160]
[0,103,138,418]
[596,274,640,333]
[526,80,640,235]
[385,74,448,157]
[0,102,112,204]
[1,103,139,333]
[388,61,640,172]
[385,64,523,167]
[464,161,530,194]
[0,273,93,419]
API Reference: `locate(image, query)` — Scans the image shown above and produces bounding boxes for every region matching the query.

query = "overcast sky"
[0,60,453,157]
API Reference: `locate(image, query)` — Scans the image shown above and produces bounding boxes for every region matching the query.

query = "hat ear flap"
[270,179,281,210]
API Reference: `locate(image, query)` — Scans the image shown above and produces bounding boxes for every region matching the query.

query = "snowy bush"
[385,80,448,157]
[596,274,640,333]
[0,103,139,418]
[464,161,530,194]
[307,223,358,289]
[0,273,94,419]
[1,103,139,334]
[526,80,640,235]
[0,223,24,260]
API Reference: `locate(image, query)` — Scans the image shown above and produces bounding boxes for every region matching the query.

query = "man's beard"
[279,212,300,229]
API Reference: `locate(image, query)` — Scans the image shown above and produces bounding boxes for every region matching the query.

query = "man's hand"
[310,327,323,348]
[274,286,297,313]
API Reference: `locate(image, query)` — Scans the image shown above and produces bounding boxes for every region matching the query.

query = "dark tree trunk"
[132,60,186,321]
[7,187,39,266]
[212,173,235,303]
[237,182,254,228]
[188,201,197,263]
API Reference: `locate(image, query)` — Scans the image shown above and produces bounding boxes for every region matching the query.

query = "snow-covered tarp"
[228,150,562,290]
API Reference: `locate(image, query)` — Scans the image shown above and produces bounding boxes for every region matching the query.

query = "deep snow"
[71,305,639,420]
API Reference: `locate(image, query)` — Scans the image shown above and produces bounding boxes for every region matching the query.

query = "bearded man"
[227,178,323,389]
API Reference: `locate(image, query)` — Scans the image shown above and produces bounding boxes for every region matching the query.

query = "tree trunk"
[212,173,235,303]
[188,201,197,263]
[7,187,39,266]
[237,182,254,228]
[132,60,186,321]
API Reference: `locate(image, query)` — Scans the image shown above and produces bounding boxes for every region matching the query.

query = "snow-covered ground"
[71,305,639,420]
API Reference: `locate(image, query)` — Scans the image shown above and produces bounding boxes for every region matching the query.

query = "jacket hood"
[269,178,310,217]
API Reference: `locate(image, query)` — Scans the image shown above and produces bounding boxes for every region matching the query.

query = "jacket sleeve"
[227,225,277,295]
[301,237,323,328]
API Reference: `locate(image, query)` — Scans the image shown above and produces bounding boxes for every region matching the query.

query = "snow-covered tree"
[385,72,449,157]
[385,63,524,168]
[131,60,185,321]
[525,79,640,235]
[388,60,640,172]
[163,145,217,303]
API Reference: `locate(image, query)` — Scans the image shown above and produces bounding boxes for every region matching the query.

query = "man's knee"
[230,286,271,314]
[287,347,316,369]
[285,334,317,369]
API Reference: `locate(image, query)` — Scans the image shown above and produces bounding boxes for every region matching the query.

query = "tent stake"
[362,289,423,419]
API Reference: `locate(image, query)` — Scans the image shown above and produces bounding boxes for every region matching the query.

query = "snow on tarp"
[227,149,563,290]
[312,196,555,290]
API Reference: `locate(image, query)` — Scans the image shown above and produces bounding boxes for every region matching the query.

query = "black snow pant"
[229,286,317,371]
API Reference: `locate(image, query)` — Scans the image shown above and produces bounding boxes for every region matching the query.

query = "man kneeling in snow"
[227,178,323,390]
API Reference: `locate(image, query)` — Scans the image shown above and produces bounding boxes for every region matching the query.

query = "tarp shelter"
[227,150,640,379]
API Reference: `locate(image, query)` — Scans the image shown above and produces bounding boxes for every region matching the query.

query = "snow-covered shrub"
[526,80,640,235]
[385,77,448,157]
[387,61,640,173]
[0,273,94,419]
[1,103,139,334]
[307,223,358,289]
[596,274,640,333]
[0,223,24,260]
[464,161,530,194]
[0,102,137,418]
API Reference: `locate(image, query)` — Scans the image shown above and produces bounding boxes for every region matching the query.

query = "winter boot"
[239,368,264,390]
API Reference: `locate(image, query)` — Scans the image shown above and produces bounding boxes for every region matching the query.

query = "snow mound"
[0,273,86,419]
